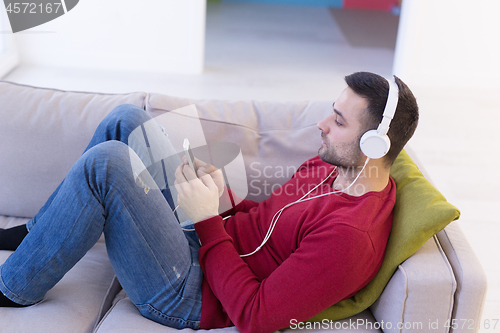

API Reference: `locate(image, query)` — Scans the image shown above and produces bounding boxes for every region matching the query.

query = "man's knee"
[110,104,145,119]
[83,141,131,168]
[75,141,153,202]
[85,141,158,191]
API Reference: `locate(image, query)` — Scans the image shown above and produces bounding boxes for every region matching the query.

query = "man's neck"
[333,160,390,196]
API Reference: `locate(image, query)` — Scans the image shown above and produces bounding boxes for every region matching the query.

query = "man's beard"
[318,134,365,170]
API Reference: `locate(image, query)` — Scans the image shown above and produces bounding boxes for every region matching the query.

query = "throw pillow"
[307,149,460,322]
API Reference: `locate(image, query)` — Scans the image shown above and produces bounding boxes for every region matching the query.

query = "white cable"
[173,158,371,252]
[239,158,371,258]
[240,169,336,257]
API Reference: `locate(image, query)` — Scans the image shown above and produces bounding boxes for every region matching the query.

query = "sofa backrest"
[0,81,146,218]
[0,81,333,218]
[145,93,332,203]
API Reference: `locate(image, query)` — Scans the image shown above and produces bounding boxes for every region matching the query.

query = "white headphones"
[359,77,399,159]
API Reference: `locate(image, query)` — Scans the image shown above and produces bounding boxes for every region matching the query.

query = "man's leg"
[0,141,202,329]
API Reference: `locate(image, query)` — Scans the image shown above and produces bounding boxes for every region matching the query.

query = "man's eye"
[335,119,343,126]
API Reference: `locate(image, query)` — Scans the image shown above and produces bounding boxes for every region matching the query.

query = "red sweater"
[194,156,396,333]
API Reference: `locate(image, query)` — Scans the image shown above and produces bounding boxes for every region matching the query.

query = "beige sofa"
[0,80,487,333]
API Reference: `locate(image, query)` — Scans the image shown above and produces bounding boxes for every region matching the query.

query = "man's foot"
[0,224,29,251]
[0,293,30,308]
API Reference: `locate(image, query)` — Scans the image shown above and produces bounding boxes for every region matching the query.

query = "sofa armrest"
[436,222,488,333]
[404,146,487,332]
[370,235,456,333]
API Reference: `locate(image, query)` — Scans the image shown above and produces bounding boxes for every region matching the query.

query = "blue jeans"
[0,104,203,329]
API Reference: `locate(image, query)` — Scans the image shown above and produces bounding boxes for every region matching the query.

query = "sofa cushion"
[0,81,147,218]
[0,216,117,333]
[95,292,382,333]
[95,291,241,333]
[145,93,333,203]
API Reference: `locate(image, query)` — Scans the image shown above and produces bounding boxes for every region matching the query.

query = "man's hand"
[174,159,220,223]
[186,156,225,198]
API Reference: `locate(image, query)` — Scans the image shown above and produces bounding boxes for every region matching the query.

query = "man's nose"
[317,117,328,133]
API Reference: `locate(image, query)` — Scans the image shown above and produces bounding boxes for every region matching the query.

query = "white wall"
[0,7,20,78]
[393,0,500,88]
[11,0,206,74]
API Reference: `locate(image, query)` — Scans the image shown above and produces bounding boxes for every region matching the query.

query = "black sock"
[0,293,30,308]
[0,224,29,251]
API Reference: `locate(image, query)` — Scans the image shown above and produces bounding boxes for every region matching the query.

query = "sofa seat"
[0,216,118,333]
[95,290,382,333]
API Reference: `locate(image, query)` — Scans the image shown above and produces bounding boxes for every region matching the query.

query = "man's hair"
[345,71,419,166]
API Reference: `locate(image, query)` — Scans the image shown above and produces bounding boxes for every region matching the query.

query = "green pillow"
[307,149,460,322]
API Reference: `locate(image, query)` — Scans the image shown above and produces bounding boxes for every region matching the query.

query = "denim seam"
[0,257,39,305]
[0,266,20,302]
[136,303,201,329]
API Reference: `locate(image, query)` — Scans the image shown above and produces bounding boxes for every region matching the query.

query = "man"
[0,72,418,333]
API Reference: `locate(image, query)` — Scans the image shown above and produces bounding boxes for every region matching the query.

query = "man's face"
[317,87,367,168]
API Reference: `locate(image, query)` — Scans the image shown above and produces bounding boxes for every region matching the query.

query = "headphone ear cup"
[360,130,391,159]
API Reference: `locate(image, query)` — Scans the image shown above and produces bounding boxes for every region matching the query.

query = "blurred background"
[1,0,499,330]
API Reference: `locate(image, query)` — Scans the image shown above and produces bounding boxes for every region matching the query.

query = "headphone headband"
[359,76,399,159]
[377,78,399,136]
